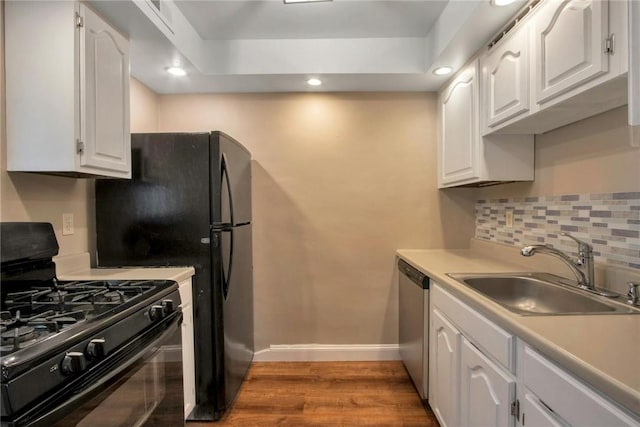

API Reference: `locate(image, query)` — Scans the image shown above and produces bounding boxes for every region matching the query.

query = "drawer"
[432,283,514,371]
[522,345,639,426]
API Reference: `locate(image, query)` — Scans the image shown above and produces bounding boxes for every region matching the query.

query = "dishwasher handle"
[398,259,429,289]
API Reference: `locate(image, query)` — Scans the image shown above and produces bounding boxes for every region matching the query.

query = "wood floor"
[189,361,440,426]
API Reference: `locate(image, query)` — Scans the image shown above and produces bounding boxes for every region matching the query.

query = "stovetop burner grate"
[0,279,162,356]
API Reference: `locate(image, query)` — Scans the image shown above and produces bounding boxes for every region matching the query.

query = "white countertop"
[59,266,195,283]
[54,253,196,284]
[397,249,640,416]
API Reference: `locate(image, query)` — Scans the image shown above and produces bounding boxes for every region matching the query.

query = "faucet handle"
[628,282,640,306]
[560,232,592,252]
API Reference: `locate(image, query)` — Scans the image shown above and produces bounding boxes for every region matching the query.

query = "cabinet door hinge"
[76,140,85,154]
[75,12,84,28]
[510,399,520,421]
[605,34,615,54]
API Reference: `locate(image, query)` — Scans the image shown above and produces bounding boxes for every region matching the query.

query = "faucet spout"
[520,244,588,287]
[521,233,619,298]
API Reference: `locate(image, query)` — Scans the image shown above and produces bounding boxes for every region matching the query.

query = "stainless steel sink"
[447,273,640,316]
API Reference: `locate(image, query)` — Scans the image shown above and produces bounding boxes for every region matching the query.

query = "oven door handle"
[20,311,183,427]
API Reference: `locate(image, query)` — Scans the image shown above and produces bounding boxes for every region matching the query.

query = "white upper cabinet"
[5,1,131,178]
[534,0,609,104]
[438,61,534,188]
[79,4,130,175]
[482,24,531,130]
[439,62,480,186]
[480,0,629,135]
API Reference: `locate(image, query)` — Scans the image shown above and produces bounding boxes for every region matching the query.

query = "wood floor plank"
[187,361,439,426]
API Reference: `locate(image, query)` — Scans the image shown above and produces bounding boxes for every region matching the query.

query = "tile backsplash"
[476,192,640,270]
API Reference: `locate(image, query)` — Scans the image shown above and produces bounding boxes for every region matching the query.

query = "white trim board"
[253,344,401,362]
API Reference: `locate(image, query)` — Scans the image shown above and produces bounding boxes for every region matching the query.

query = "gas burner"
[1,326,35,344]
[100,290,125,303]
[44,290,68,302]
[1,311,12,327]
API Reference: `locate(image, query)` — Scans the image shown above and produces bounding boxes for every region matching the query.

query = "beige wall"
[479,106,640,199]
[156,93,476,349]
[130,78,159,132]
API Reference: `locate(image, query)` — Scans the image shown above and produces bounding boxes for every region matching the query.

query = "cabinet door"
[79,3,131,174]
[439,62,479,185]
[460,338,516,427]
[522,393,569,427]
[534,0,609,104]
[178,279,196,419]
[483,25,530,128]
[429,309,461,427]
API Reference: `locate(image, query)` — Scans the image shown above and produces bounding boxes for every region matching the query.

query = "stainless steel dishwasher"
[398,259,429,401]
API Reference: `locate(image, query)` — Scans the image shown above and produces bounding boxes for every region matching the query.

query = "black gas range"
[0,223,183,427]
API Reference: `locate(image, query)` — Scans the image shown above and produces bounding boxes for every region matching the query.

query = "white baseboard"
[253,344,401,362]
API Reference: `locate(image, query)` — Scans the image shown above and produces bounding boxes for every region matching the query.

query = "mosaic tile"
[475,192,640,270]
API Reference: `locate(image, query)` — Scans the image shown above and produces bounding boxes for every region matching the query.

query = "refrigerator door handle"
[210,223,233,231]
[221,153,235,226]
[212,228,234,300]
[223,228,234,300]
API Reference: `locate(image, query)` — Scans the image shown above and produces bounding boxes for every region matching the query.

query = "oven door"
[13,311,184,427]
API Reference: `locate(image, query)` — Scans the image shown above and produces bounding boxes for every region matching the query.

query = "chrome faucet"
[521,233,617,297]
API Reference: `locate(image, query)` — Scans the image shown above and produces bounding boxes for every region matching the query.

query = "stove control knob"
[61,352,86,375]
[86,338,106,360]
[149,305,165,321]
[162,299,174,314]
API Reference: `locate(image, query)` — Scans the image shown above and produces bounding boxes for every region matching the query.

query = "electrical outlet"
[62,213,74,235]
[505,210,514,228]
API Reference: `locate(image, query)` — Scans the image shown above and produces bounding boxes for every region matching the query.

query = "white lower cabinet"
[521,344,639,427]
[430,284,516,427]
[429,309,461,427]
[522,393,568,427]
[178,279,196,419]
[428,282,640,427]
[460,338,516,427]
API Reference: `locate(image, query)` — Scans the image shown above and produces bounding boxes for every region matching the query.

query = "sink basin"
[447,273,639,316]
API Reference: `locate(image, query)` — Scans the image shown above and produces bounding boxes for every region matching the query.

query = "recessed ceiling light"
[491,0,516,6]
[433,66,453,76]
[307,78,322,86]
[283,0,332,3]
[167,67,187,76]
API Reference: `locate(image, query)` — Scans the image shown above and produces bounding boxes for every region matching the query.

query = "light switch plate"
[505,210,514,228]
[62,213,74,235]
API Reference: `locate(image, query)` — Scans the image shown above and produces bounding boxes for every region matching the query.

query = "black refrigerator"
[95,131,253,421]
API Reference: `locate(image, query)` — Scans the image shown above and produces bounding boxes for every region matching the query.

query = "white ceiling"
[89,0,527,94]
[175,1,449,39]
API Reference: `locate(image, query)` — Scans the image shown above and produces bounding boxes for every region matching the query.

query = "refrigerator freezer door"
[96,133,211,267]
[212,132,252,226]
